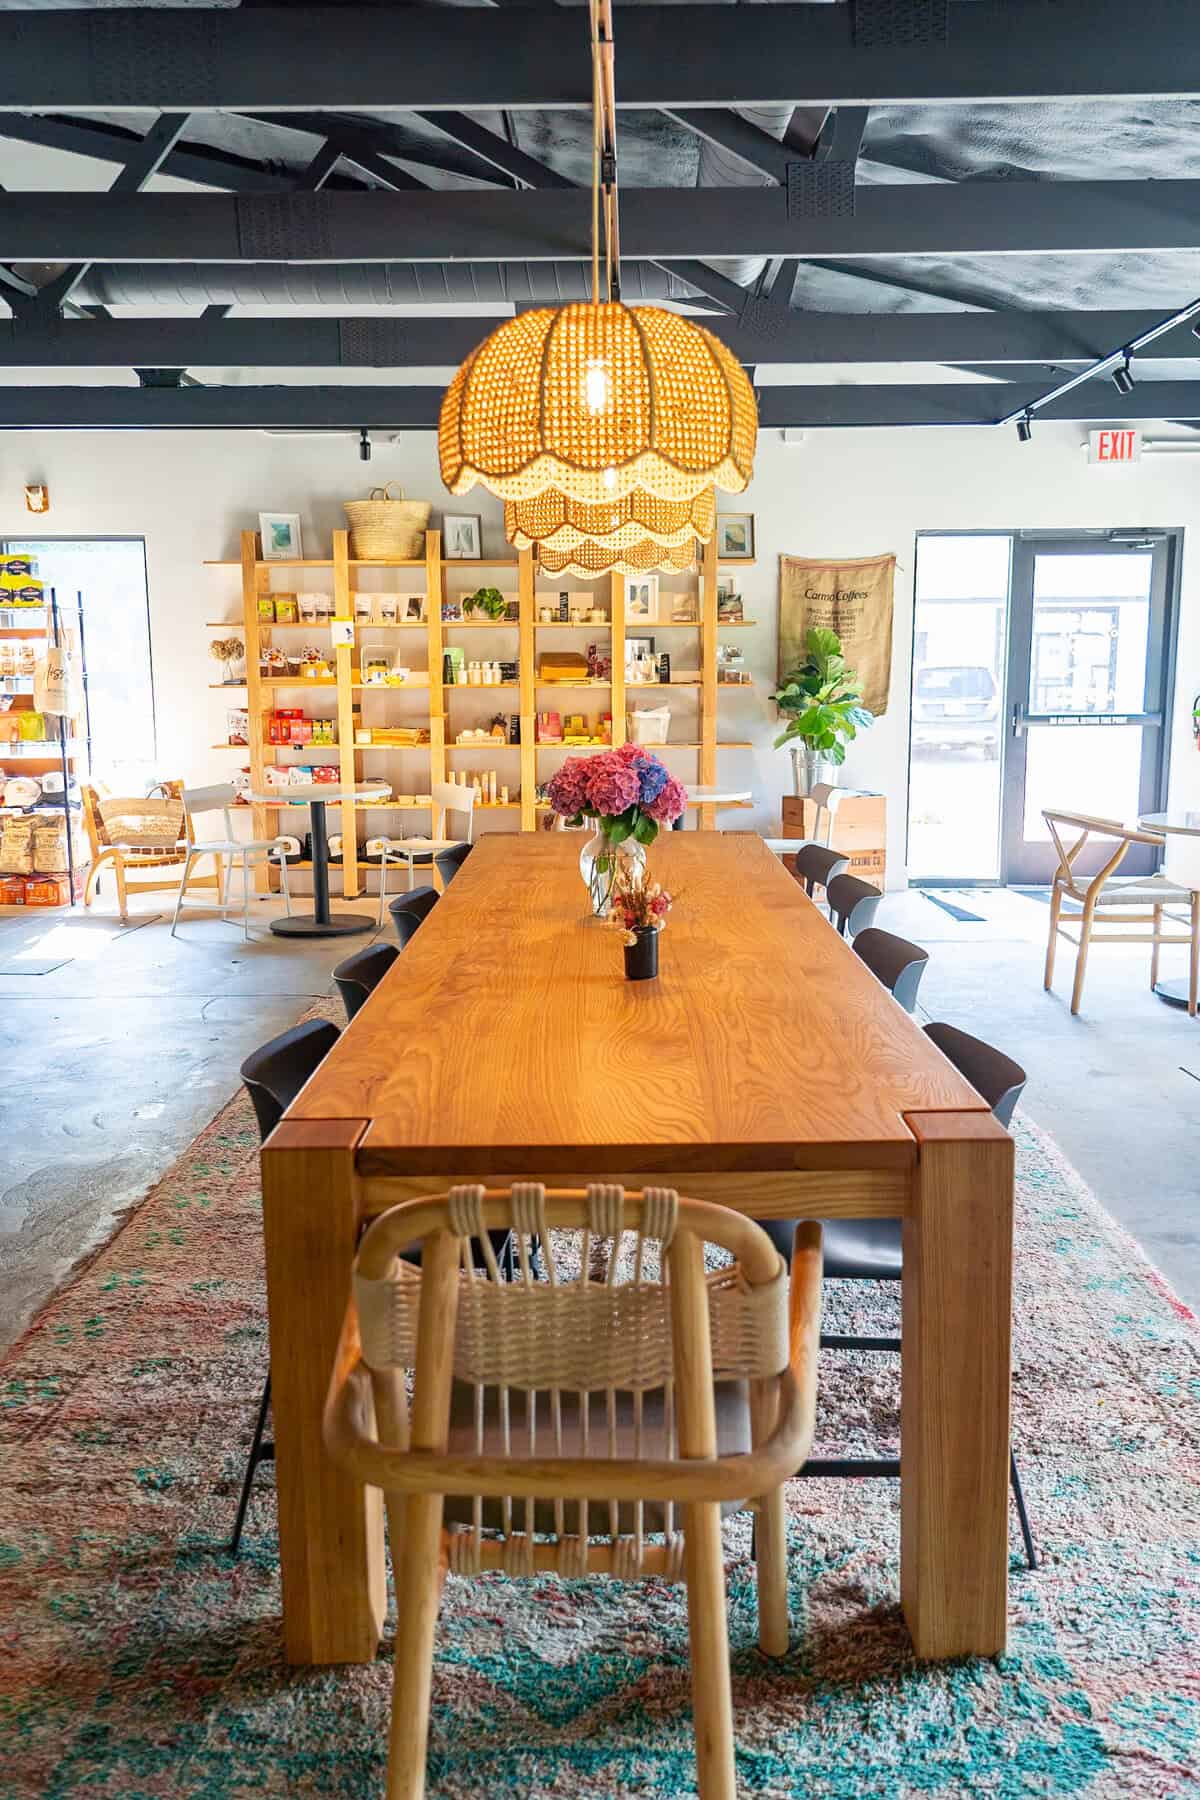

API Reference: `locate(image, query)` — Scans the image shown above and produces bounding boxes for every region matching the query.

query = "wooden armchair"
[81,781,219,923]
[325,1182,822,1800]
[1043,808,1198,1014]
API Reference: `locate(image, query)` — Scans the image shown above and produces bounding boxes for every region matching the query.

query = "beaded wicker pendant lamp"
[504,486,715,555]
[537,533,699,578]
[437,0,757,525]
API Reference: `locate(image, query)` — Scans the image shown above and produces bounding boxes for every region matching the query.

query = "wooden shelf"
[205,557,334,568]
[444,681,519,691]
[718,557,756,566]
[442,557,519,567]
[354,621,426,630]
[261,677,339,689]
[442,620,519,630]
[627,680,702,691]
[448,740,519,751]
[349,558,426,569]
[534,679,611,689]
[352,681,432,692]
[536,621,611,630]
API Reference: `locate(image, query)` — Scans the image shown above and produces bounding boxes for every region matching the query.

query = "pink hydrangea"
[646,773,687,824]
[545,757,591,818]
[584,754,641,818]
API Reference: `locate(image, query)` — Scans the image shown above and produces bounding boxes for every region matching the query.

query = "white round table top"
[685,787,753,804]
[1140,809,1200,838]
[246,783,392,805]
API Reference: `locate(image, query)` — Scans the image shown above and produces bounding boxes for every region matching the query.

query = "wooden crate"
[781,792,886,888]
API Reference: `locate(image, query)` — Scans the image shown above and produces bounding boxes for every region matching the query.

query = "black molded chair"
[792,843,849,898]
[853,927,930,1014]
[826,871,883,937]
[232,1018,340,1553]
[389,883,439,948]
[757,1022,1039,1570]
[435,840,474,888]
[333,941,400,1022]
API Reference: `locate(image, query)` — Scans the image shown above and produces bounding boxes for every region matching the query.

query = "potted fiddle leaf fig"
[772,626,874,796]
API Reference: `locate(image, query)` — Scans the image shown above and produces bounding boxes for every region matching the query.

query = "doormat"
[2,1088,1198,1795]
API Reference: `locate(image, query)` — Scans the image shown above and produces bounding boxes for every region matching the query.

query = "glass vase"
[579,829,645,918]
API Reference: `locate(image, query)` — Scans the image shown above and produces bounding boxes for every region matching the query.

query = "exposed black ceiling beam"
[648,260,749,317]
[3,5,1199,110]
[35,112,192,319]
[239,112,528,188]
[413,111,574,191]
[1,381,1197,431]
[815,106,870,165]
[0,112,374,195]
[331,141,430,193]
[5,183,1200,264]
[659,109,793,184]
[5,309,1196,371]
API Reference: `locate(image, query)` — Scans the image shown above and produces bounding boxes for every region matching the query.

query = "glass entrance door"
[1003,537,1175,884]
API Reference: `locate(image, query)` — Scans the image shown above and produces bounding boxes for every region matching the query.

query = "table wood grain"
[291,833,987,1176]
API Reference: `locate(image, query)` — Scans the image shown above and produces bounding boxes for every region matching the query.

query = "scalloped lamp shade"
[439,303,757,504]
[537,534,699,578]
[505,486,715,553]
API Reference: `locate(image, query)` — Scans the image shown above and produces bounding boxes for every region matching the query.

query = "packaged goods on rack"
[0,815,35,873]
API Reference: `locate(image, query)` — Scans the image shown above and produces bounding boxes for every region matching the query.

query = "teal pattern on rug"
[2,1080,1198,1797]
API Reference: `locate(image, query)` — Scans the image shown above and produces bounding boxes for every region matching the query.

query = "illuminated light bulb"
[603,466,617,490]
[584,359,610,412]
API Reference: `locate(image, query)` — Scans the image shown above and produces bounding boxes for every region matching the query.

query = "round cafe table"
[246,783,391,939]
[1139,808,1200,1009]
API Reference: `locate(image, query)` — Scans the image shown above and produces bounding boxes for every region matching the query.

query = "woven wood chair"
[325,1182,822,1800]
[81,780,217,923]
[1043,809,1197,1014]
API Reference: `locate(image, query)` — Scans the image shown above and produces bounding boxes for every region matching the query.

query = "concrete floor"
[1,879,1198,1355]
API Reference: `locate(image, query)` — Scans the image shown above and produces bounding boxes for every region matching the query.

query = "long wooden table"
[263,833,1013,1666]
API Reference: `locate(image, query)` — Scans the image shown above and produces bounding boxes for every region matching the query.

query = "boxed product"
[18,711,46,742]
[227,709,249,746]
[274,594,300,624]
[0,554,37,581]
[258,597,278,622]
[25,872,83,908]
[312,765,339,783]
[0,874,26,905]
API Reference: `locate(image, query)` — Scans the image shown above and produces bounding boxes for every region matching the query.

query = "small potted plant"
[463,585,508,622]
[611,862,672,980]
[771,626,873,795]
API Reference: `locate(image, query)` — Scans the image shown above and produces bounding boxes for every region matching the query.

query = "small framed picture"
[259,512,303,561]
[624,575,659,622]
[626,635,656,663]
[717,513,754,559]
[443,513,482,559]
[404,596,424,622]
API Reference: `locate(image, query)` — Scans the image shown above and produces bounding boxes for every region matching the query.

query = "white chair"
[806,781,851,848]
[170,782,292,940]
[376,780,475,925]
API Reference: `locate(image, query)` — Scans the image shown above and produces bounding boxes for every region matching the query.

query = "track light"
[1111,357,1135,396]
[1016,414,1033,444]
[359,427,372,462]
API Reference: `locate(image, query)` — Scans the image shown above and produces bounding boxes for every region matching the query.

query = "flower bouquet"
[611,862,672,980]
[544,744,687,916]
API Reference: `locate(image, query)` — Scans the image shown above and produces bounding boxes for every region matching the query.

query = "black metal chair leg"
[230,1372,272,1555]
[1010,1449,1039,1570]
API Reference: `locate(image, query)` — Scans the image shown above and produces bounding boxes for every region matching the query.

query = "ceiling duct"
[697,104,794,290]
[66,260,694,310]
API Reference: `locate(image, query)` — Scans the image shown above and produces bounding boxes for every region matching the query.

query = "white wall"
[3,421,1197,881]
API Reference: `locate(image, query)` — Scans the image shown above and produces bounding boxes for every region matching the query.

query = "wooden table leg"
[262,1118,385,1665]
[900,1110,1014,1659]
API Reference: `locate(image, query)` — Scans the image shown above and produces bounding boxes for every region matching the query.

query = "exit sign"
[1088,428,1142,465]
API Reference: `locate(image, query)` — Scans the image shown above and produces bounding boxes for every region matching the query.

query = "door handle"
[1011,703,1027,738]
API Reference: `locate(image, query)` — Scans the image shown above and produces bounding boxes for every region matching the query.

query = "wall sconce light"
[24,483,49,514]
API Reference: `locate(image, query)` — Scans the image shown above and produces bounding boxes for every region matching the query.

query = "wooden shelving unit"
[207,528,751,893]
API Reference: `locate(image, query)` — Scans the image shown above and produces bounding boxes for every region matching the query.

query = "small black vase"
[624,925,659,981]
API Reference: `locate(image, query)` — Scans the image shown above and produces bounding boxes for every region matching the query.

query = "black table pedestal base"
[269,912,372,940]
[1152,978,1197,1011]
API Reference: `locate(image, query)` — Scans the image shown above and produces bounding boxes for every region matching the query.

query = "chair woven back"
[333,1182,817,1582]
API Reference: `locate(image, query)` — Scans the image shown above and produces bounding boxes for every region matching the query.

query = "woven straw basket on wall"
[344,483,432,560]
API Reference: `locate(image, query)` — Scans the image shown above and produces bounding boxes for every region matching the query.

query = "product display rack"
[0,588,91,910]
[205,529,752,897]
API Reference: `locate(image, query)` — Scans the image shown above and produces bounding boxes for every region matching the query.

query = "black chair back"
[333,942,400,1022]
[853,927,930,1013]
[240,1018,340,1143]
[435,840,474,888]
[792,843,849,897]
[389,883,440,947]
[923,1021,1027,1128]
[826,872,883,937]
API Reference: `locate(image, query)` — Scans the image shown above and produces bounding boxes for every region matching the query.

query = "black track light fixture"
[359,427,372,462]
[1016,413,1033,444]
[1111,357,1135,396]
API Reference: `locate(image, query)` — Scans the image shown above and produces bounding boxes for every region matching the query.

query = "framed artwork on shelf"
[404,596,425,622]
[259,512,303,560]
[717,513,754,559]
[717,576,744,623]
[624,575,658,622]
[626,635,656,663]
[443,513,482,559]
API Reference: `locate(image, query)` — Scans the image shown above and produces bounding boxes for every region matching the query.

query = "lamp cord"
[589,0,620,302]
